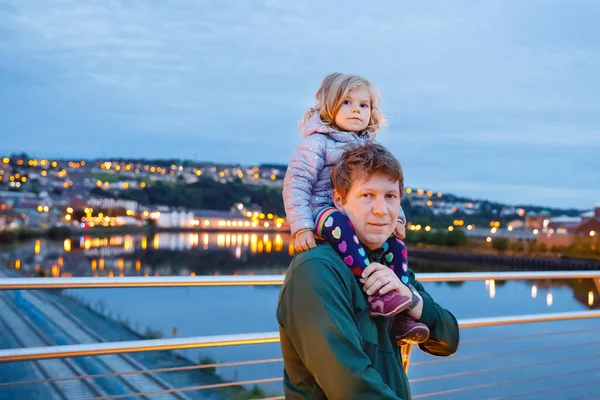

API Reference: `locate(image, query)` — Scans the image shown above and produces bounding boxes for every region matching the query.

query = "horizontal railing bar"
[490,379,600,399]
[1,310,599,362]
[0,332,280,362]
[0,357,284,388]
[459,310,600,328]
[410,339,600,367]
[459,326,600,345]
[409,353,600,383]
[89,377,284,400]
[413,366,600,398]
[1,270,599,289]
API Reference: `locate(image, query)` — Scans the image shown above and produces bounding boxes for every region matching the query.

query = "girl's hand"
[295,230,317,252]
[393,221,406,240]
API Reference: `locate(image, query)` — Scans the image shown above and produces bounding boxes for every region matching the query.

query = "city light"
[590,231,596,237]
[531,285,537,298]
[448,226,454,231]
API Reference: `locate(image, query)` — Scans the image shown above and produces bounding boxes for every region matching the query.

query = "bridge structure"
[1,270,600,399]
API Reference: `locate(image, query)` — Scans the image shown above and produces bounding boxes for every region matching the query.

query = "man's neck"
[365,246,386,264]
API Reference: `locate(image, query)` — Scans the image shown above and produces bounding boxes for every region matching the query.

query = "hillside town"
[1,154,598,249]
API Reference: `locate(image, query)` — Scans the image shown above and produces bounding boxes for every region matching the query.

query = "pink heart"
[343,255,354,266]
[401,249,407,259]
[338,240,347,253]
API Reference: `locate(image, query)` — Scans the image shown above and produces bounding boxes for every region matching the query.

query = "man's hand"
[295,230,317,252]
[393,221,406,240]
[360,262,412,297]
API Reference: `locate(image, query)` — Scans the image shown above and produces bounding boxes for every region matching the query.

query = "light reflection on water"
[2,232,295,278]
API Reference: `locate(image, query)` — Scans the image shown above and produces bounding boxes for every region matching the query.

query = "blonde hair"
[301,73,386,133]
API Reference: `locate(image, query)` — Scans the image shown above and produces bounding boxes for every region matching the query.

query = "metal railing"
[1,271,599,399]
[1,270,599,289]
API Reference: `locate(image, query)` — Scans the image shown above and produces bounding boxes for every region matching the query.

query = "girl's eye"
[360,104,370,108]
[343,100,351,105]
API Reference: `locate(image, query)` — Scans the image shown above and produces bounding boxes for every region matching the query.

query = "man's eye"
[362,193,373,198]
[386,194,398,199]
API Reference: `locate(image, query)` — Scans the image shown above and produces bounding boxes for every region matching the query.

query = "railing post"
[400,343,413,374]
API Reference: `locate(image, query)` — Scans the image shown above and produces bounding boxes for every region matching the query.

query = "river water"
[1,232,599,398]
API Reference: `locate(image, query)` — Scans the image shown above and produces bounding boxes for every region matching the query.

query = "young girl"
[283,73,429,344]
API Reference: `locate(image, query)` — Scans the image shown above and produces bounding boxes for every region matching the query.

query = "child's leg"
[314,206,411,317]
[382,238,431,344]
[314,206,370,276]
[381,237,410,286]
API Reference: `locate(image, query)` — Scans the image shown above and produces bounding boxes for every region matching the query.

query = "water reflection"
[2,233,599,312]
[2,232,295,279]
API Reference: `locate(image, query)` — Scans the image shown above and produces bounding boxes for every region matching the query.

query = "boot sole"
[397,325,430,345]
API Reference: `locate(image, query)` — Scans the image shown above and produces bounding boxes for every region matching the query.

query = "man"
[277,143,459,399]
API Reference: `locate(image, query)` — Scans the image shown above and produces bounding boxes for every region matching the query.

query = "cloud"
[1,0,599,207]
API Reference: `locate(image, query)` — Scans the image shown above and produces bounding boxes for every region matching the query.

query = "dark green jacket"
[277,244,459,399]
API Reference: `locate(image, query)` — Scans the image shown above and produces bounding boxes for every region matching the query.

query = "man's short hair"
[331,143,404,203]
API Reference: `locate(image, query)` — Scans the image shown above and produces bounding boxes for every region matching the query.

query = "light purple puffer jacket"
[283,112,406,236]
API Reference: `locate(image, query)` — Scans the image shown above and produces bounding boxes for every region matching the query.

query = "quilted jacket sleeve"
[283,135,326,236]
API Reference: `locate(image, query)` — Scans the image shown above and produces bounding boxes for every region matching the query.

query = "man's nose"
[372,196,387,215]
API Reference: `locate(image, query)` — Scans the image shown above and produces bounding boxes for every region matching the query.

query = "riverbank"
[409,244,600,270]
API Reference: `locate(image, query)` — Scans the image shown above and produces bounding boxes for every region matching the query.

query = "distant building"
[525,210,551,230]
[537,204,600,247]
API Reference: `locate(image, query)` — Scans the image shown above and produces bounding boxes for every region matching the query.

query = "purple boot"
[394,315,430,345]
[368,291,412,317]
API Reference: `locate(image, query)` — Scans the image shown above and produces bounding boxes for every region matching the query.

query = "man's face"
[333,173,400,250]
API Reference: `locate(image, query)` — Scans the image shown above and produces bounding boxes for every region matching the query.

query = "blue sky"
[1,1,599,208]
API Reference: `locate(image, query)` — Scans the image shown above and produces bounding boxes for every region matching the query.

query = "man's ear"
[332,189,343,210]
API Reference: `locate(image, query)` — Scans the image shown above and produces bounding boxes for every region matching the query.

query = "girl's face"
[334,87,371,133]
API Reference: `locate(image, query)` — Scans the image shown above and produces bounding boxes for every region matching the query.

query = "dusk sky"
[1,1,599,209]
